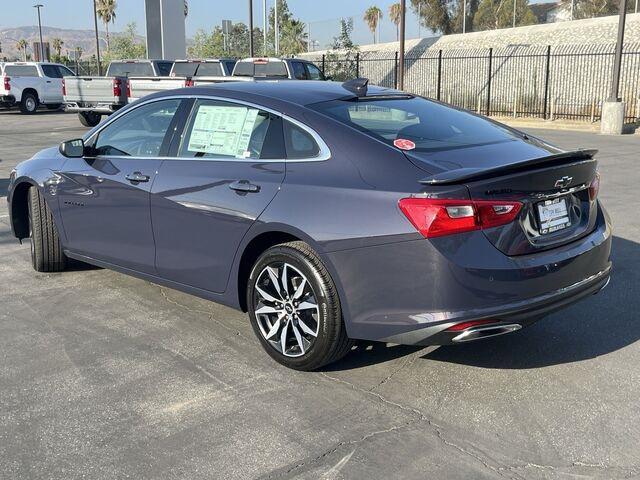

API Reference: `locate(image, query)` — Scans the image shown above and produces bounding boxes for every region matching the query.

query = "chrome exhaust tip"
[451,324,522,343]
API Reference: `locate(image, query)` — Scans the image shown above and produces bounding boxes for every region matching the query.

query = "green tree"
[326,18,359,81]
[411,0,455,34]
[474,0,536,30]
[51,37,64,62]
[558,0,633,19]
[389,3,403,40]
[96,0,117,51]
[106,22,145,61]
[268,0,307,55]
[16,39,28,61]
[363,6,383,43]
[188,23,265,59]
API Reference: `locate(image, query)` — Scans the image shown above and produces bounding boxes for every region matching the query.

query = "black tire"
[247,241,353,371]
[46,104,62,110]
[28,187,66,272]
[78,111,101,127]
[20,92,39,114]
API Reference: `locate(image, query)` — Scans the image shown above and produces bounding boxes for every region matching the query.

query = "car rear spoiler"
[419,149,598,185]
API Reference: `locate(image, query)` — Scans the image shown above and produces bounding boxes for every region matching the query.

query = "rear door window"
[41,64,62,78]
[5,65,39,77]
[284,121,320,159]
[179,99,284,160]
[291,62,308,80]
[305,63,324,80]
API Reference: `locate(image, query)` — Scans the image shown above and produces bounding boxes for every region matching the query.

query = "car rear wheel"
[78,111,101,127]
[20,93,38,114]
[28,187,66,272]
[247,241,353,371]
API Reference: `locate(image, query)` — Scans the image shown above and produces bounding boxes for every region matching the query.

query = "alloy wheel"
[253,262,320,357]
[26,97,36,112]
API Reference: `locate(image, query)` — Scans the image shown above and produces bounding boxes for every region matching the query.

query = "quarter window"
[292,62,307,80]
[284,120,320,159]
[93,99,180,157]
[179,99,284,160]
[305,63,324,80]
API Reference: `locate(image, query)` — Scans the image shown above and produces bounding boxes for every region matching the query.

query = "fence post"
[356,52,360,78]
[486,48,493,116]
[437,49,442,101]
[394,51,398,89]
[321,54,325,75]
[543,45,551,119]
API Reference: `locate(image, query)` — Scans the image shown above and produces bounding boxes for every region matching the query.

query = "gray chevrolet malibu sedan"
[7,79,611,370]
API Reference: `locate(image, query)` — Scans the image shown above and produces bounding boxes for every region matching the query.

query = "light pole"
[33,4,45,61]
[418,3,421,38]
[274,0,279,55]
[398,0,406,90]
[601,0,628,134]
[513,0,517,28]
[263,0,267,55]
[463,0,467,33]
[92,0,103,75]
[248,0,254,57]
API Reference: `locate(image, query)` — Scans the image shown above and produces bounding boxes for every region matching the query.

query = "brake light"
[398,198,522,238]
[185,78,194,87]
[589,172,600,201]
[446,319,496,332]
[62,78,66,96]
[113,77,122,97]
[3,76,10,92]
[126,79,131,97]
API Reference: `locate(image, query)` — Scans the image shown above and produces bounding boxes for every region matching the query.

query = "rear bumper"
[64,102,121,114]
[326,202,612,345]
[1,94,16,105]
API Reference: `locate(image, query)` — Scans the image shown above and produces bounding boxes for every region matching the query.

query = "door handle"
[229,180,260,193]
[125,172,150,183]
[46,80,52,83]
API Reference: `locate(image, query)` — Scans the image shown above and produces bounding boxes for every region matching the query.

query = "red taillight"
[126,79,131,98]
[589,172,600,201]
[445,319,496,332]
[62,78,66,96]
[113,77,122,97]
[185,78,194,87]
[398,198,522,238]
[3,76,10,92]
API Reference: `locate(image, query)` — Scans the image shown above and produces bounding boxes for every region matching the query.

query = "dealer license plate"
[537,197,571,234]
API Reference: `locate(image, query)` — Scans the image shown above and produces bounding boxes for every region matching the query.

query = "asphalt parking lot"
[1,109,639,480]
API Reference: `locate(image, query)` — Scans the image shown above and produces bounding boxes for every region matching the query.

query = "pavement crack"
[319,372,515,479]
[368,352,420,392]
[157,286,252,342]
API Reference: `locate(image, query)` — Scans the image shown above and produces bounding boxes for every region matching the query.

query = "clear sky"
[0,0,431,47]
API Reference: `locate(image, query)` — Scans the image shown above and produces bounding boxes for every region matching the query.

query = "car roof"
[186,79,397,106]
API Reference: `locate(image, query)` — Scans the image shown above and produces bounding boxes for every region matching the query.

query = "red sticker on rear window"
[394,138,416,150]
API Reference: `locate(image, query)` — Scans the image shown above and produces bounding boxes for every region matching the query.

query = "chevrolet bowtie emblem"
[554,176,573,189]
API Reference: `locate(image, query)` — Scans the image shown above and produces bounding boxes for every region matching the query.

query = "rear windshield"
[311,96,517,152]
[171,62,199,77]
[5,65,39,77]
[107,62,155,77]
[233,61,288,78]
[195,62,223,76]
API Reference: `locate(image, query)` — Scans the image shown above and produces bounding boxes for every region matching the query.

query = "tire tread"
[29,187,66,272]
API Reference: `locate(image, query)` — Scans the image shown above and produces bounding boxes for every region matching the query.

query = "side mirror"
[59,138,85,158]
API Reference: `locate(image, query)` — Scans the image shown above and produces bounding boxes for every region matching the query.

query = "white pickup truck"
[1,62,76,114]
[64,59,250,127]
[63,59,182,126]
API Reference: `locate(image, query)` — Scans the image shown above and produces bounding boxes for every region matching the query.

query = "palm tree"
[363,6,383,44]
[96,0,117,51]
[16,39,28,61]
[280,19,307,55]
[51,38,64,58]
[389,3,402,41]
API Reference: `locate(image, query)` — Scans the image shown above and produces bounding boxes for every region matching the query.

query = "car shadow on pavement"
[0,178,10,197]
[423,235,637,369]
[327,236,635,371]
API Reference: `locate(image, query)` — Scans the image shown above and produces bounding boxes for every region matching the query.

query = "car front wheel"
[247,241,353,371]
[28,187,67,272]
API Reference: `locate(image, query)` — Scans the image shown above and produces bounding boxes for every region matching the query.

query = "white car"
[1,62,76,114]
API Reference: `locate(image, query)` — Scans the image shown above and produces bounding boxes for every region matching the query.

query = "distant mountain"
[0,25,145,61]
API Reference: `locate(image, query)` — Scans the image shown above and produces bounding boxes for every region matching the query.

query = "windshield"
[107,62,154,77]
[311,96,518,152]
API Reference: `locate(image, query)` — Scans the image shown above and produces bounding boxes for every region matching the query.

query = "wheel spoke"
[281,264,290,298]
[265,315,283,340]
[297,318,317,337]
[280,320,289,353]
[266,266,283,298]
[255,305,280,315]
[292,278,307,300]
[256,285,280,304]
[291,323,305,354]
[297,301,318,311]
